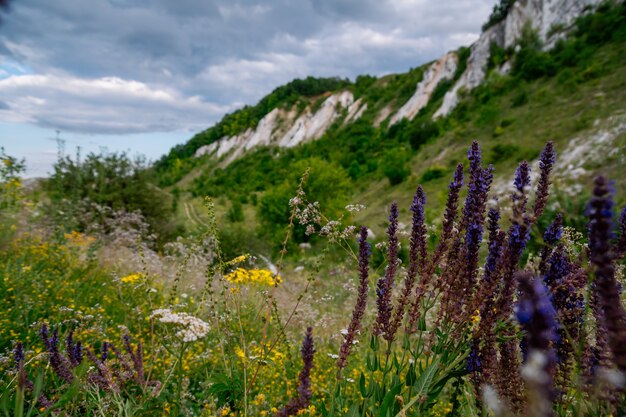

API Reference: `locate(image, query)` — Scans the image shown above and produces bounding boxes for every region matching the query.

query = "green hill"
[155,1,626,256]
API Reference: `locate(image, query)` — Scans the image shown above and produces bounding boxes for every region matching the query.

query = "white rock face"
[279,91,354,148]
[391,52,458,124]
[344,98,367,125]
[434,0,602,118]
[195,91,355,162]
[374,104,394,127]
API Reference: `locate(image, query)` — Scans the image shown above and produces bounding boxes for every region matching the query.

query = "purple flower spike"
[391,187,427,338]
[616,206,626,259]
[514,161,531,193]
[276,327,315,417]
[14,341,25,364]
[40,325,74,384]
[337,227,370,372]
[516,272,559,417]
[374,203,400,340]
[512,161,531,220]
[588,176,626,373]
[533,142,556,219]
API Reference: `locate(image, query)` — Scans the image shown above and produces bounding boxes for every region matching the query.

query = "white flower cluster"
[150,309,210,342]
[345,204,366,213]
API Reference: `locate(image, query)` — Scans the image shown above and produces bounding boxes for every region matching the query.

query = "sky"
[0,0,494,177]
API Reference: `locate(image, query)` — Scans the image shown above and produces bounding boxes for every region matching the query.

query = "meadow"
[1,138,625,417]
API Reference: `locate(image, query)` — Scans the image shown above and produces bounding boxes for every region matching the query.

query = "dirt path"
[184,201,209,228]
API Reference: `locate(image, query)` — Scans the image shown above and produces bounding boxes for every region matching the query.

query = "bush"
[381,147,411,185]
[420,167,447,183]
[489,143,521,164]
[46,150,181,245]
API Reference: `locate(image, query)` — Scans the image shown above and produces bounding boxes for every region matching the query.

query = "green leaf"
[347,403,360,417]
[359,372,368,397]
[418,316,427,331]
[405,363,416,387]
[394,358,440,417]
[379,383,403,417]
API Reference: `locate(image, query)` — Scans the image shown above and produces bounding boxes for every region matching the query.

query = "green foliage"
[226,199,244,223]
[46,150,181,244]
[407,119,440,150]
[482,0,516,31]
[0,148,25,210]
[420,167,447,183]
[380,147,410,186]
[153,76,351,181]
[258,158,351,245]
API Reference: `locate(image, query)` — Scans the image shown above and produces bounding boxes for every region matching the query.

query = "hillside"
[155,0,626,255]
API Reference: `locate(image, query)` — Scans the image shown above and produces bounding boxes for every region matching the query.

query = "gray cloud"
[0,0,494,135]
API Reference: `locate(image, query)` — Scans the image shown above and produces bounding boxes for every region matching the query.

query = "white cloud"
[0,0,495,135]
[0,74,230,133]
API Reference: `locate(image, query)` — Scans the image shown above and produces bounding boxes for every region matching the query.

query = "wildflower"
[615,206,626,259]
[224,268,282,287]
[228,254,248,265]
[123,334,145,385]
[374,203,400,340]
[516,272,559,416]
[65,330,83,367]
[345,204,366,212]
[337,227,370,373]
[40,325,74,383]
[120,273,144,284]
[539,214,563,274]
[409,163,464,329]
[533,141,556,219]
[276,327,315,417]
[150,309,210,342]
[588,176,626,372]
[391,186,426,337]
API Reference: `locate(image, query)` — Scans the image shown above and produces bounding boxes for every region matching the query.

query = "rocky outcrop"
[390,52,458,124]
[195,90,358,163]
[279,91,353,148]
[434,0,602,118]
[344,98,367,125]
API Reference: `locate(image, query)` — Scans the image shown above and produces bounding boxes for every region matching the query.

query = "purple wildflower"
[473,208,505,320]
[66,330,83,367]
[14,341,24,364]
[516,272,559,417]
[539,214,563,275]
[444,143,493,321]
[337,227,370,373]
[533,142,556,219]
[86,347,118,392]
[411,164,463,327]
[390,187,426,339]
[543,214,563,246]
[374,203,399,340]
[512,161,531,219]
[616,206,626,259]
[40,325,74,384]
[123,334,145,384]
[276,327,315,417]
[588,176,626,372]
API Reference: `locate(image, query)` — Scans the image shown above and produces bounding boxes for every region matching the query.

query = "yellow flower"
[121,273,144,284]
[221,407,231,416]
[224,268,281,287]
[227,254,249,266]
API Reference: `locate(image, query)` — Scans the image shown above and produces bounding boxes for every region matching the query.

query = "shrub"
[420,166,447,183]
[380,147,411,185]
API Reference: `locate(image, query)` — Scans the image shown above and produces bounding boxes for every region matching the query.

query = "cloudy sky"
[0,0,494,176]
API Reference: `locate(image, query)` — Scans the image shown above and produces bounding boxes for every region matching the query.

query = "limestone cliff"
[434,0,602,117]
